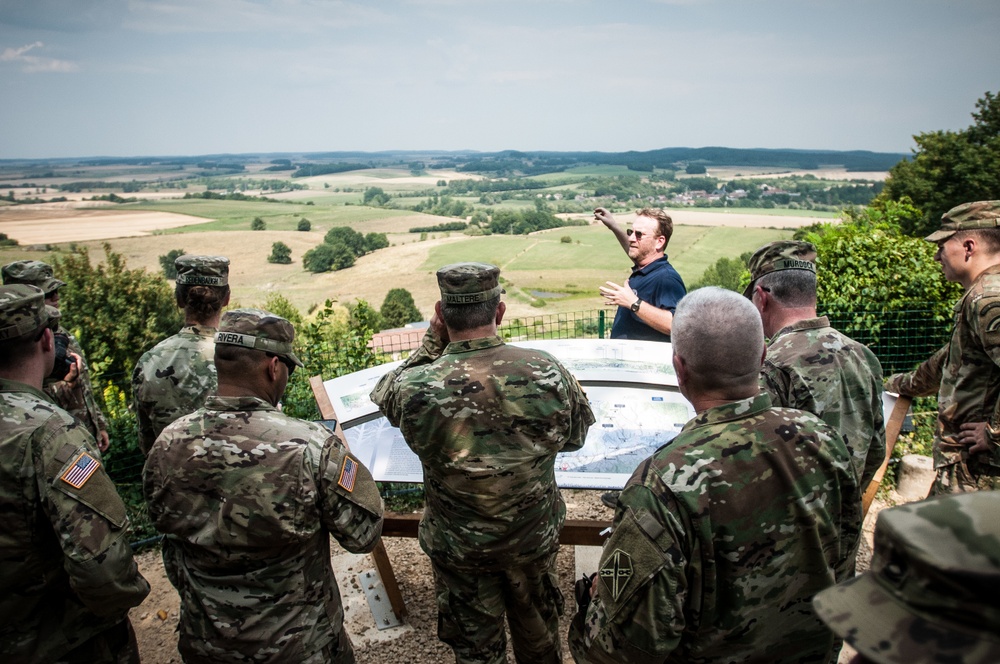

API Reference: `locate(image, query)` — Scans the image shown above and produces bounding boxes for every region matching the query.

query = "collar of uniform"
[957,262,1000,312]
[0,376,54,404]
[204,394,277,412]
[682,392,773,431]
[443,335,504,355]
[769,315,830,343]
[631,254,670,276]
[181,324,217,338]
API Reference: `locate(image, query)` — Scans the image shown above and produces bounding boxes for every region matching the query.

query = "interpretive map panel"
[325,339,692,489]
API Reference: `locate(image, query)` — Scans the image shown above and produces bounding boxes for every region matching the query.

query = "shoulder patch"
[338,455,358,492]
[600,548,634,601]
[61,451,100,489]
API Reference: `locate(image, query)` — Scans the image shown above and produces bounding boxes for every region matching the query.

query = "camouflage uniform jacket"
[886,264,1000,472]
[44,327,108,443]
[371,332,595,571]
[0,378,150,662]
[132,324,217,455]
[761,316,886,489]
[143,395,384,664]
[569,393,861,664]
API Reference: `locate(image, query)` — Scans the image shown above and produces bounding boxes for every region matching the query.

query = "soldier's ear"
[495,301,506,326]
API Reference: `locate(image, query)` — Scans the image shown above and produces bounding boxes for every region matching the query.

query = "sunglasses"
[268,353,297,375]
[626,228,651,241]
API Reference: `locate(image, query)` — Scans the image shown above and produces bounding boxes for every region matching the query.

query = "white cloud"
[1,41,79,72]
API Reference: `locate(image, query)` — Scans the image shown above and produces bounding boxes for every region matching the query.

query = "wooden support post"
[310,375,408,621]
[862,395,913,517]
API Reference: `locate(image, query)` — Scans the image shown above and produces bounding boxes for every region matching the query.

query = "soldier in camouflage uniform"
[746,240,886,490]
[131,254,230,455]
[569,287,861,664]
[143,308,384,664]
[2,259,110,452]
[371,262,596,664]
[814,491,1000,664]
[885,200,1000,495]
[0,285,150,663]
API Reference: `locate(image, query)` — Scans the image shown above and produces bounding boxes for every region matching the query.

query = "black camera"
[49,331,73,380]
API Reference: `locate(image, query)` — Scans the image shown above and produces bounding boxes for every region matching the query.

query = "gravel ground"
[129,489,891,664]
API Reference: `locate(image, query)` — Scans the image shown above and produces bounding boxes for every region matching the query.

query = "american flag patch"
[338,456,358,492]
[61,452,100,489]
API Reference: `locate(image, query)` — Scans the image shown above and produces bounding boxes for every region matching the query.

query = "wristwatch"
[630,299,642,313]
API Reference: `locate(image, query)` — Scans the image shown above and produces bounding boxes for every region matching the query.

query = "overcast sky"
[1,0,998,159]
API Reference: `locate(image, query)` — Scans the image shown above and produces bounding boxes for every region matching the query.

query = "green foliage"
[53,244,182,376]
[691,252,752,291]
[251,216,266,230]
[324,226,367,256]
[560,235,573,243]
[268,241,293,264]
[801,201,962,341]
[262,292,304,327]
[685,163,707,174]
[380,288,422,329]
[487,207,586,235]
[879,90,1000,236]
[362,186,391,206]
[302,243,355,273]
[297,218,312,231]
[364,232,390,252]
[158,248,186,279]
[0,232,16,247]
[409,221,468,233]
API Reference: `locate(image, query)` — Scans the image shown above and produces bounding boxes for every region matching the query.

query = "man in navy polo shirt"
[596,207,687,342]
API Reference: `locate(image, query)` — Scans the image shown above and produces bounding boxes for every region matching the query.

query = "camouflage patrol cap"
[924,200,1000,243]
[436,262,505,305]
[814,492,1000,664]
[1,260,66,296]
[742,240,817,298]
[215,308,303,367]
[0,284,60,342]
[175,255,230,287]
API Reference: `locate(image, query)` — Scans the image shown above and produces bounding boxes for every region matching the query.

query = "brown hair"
[635,208,673,245]
[176,284,230,323]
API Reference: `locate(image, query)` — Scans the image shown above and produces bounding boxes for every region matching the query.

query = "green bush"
[158,248,185,279]
[268,241,292,264]
[297,218,311,231]
[251,216,266,230]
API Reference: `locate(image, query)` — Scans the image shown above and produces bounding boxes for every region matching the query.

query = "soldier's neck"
[446,324,498,343]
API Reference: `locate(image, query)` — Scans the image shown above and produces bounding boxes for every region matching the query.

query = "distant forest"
[0,146,906,178]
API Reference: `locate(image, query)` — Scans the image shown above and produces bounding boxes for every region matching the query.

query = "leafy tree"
[262,292,303,327]
[691,253,751,291]
[158,248,186,279]
[878,90,1000,236]
[282,299,379,420]
[364,232,389,251]
[685,164,707,174]
[380,288,422,329]
[268,241,293,264]
[297,218,312,231]
[302,242,355,273]
[324,226,367,256]
[251,216,266,230]
[797,200,962,349]
[348,299,383,335]
[362,187,391,206]
[53,244,182,376]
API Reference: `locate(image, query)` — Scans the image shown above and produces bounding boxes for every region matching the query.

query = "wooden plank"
[862,395,913,517]
[310,375,408,620]
[369,540,408,621]
[382,513,612,546]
